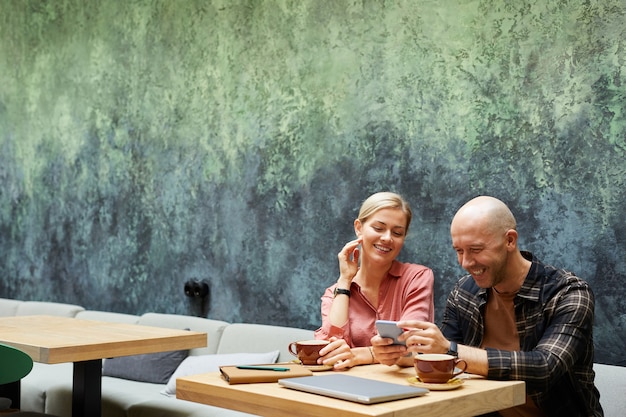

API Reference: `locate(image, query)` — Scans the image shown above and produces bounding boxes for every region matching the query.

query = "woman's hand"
[370,334,409,366]
[337,238,362,283]
[318,337,357,370]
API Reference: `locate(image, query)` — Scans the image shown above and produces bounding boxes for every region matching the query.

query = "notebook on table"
[220,363,313,384]
[278,373,429,404]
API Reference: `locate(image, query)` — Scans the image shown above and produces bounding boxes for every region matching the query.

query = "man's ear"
[354,219,363,237]
[505,229,518,250]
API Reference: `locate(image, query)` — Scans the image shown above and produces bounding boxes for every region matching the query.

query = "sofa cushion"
[161,351,280,396]
[44,377,166,417]
[128,398,258,417]
[103,349,189,384]
[21,363,74,413]
[594,363,626,417]
[75,310,139,324]
[0,298,23,316]
[138,313,229,356]
[15,301,84,317]
[216,323,315,362]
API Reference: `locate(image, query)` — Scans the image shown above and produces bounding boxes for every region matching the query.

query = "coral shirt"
[314,260,435,347]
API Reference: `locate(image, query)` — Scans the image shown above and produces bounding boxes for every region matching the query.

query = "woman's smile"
[373,244,393,253]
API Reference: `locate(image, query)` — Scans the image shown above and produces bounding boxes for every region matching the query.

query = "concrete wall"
[1,0,624,365]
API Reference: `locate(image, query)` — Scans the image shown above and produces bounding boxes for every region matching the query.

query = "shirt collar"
[516,251,542,301]
[387,260,402,278]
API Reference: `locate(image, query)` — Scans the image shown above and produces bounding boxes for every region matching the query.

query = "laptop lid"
[278,373,429,404]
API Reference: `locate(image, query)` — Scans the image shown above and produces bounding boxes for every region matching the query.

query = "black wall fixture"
[184,279,210,317]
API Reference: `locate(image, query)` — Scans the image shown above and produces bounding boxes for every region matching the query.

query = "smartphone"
[375,320,406,345]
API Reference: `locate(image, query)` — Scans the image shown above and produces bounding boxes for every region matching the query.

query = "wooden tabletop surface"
[176,363,526,417]
[0,315,207,363]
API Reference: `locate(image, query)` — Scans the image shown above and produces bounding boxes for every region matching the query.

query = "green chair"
[0,342,59,416]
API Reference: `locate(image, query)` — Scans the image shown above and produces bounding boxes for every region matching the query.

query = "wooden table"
[0,315,207,417]
[176,363,526,417]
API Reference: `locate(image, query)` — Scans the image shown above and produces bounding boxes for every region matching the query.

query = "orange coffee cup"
[414,353,467,383]
[288,340,329,365]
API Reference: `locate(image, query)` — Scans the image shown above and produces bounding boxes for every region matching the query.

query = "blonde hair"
[357,192,412,233]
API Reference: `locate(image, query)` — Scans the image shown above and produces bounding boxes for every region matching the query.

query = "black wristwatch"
[447,341,458,357]
[333,288,351,298]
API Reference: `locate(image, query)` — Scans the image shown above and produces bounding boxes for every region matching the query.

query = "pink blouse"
[314,260,435,347]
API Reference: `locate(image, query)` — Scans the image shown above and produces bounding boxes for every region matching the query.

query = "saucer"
[303,364,333,371]
[407,376,464,391]
[290,360,333,371]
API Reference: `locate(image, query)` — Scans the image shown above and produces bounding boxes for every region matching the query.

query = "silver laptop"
[278,373,429,404]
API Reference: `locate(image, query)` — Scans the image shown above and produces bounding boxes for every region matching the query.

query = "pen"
[236,365,290,372]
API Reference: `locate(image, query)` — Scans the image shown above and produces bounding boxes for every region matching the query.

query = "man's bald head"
[451,196,517,236]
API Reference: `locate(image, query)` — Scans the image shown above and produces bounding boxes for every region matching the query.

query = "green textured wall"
[1,0,624,365]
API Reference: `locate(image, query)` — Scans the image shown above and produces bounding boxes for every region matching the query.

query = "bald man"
[371,196,603,417]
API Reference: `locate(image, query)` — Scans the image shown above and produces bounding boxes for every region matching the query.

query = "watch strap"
[333,288,351,298]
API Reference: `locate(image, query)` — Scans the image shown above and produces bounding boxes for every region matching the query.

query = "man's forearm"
[458,344,489,376]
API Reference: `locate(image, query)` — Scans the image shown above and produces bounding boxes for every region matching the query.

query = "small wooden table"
[177,363,526,417]
[0,315,207,417]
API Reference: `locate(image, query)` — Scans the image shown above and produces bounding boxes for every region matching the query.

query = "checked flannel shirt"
[440,251,603,417]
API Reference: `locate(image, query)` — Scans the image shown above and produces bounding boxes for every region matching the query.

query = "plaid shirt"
[441,251,603,417]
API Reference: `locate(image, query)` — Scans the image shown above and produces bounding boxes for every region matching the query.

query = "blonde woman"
[314,192,434,369]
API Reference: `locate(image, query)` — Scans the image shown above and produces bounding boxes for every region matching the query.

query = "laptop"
[278,373,429,404]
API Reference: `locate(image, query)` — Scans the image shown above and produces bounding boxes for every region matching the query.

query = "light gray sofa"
[0,299,314,417]
[2,298,625,417]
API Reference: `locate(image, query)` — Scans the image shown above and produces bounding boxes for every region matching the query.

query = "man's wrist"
[447,341,458,357]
